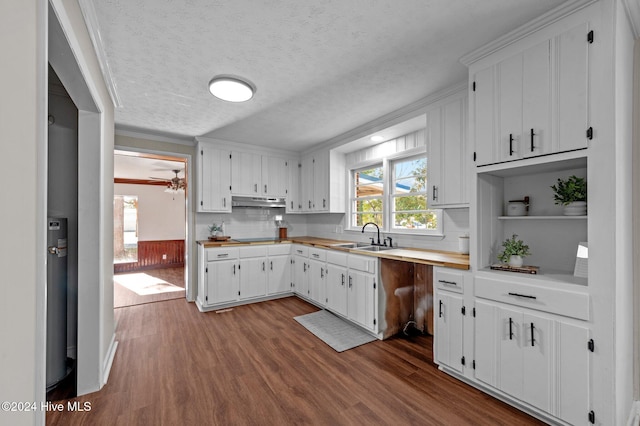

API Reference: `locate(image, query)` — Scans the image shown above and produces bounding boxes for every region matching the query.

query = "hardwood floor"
[114,266,185,308]
[47,297,544,425]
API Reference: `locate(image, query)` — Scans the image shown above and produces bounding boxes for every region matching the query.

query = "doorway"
[113,150,190,308]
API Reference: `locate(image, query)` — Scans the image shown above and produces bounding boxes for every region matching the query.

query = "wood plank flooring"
[114,266,185,308]
[47,297,544,425]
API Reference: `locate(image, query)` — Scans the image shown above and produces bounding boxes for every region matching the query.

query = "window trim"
[347,153,442,235]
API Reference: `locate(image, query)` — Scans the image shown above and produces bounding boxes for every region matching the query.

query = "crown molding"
[115,124,196,146]
[307,80,467,155]
[78,0,122,107]
[460,0,598,66]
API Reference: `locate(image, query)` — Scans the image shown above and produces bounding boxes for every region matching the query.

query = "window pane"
[394,195,427,211]
[393,157,427,193]
[354,213,383,228]
[355,198,383,213]
[114,195,138,263]
[355,166,384,197]
[393,211,438,230]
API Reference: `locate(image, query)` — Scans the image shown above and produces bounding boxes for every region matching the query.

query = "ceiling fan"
[150,169,186,193]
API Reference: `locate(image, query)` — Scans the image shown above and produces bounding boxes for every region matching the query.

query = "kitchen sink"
[352,245,395,252]
[330,242,372,249]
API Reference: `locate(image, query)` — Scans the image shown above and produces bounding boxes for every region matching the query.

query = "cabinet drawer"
[267,244,290,256]
[206,247,239,261]
[309,248,326,261]
[475,276,589,320]
[326,250,348,267]
[239,246,268,258]
[292,245,308,257]
[434,269,465,294]
[348,254,377,273]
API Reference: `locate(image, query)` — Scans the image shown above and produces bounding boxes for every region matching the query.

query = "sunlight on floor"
[114,273,184,296]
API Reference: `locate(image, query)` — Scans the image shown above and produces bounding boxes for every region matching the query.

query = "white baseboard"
[102,334,118,386]
[627,401,640,426]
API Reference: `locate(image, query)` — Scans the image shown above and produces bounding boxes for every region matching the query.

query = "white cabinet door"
[498,306,524,399]
[239,257,267,300]
[348,270,376,330]
[497,53,523,163]
[262,155,288,197]
[474,299,497,387]
[198,146,231,212]
[522,40,551,158]
[286,158,301,213]
[522,312,552,413]
[556,321,590,426]
[313,151,329,212]
[556,22,590,153]
[267,255,290,295]
[326,263,348,317]
[435,291,464,373]
[293,255,308,296]
[473,66,496,166]
[308,258,326,306]
[205,260,238,304]
[429,95,468,207]
[231,151,262,196]
[301,155,314,212]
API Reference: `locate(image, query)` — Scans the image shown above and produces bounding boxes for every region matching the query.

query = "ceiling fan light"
[208,75,255,102]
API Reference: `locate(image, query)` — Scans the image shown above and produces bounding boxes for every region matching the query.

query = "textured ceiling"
[87,0,566,151]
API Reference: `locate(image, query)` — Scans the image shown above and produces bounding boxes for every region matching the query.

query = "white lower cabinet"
[239,257,267,300]
[307,248,326,306]
[291,245,309,297]
[197,247,240,307]
[267,244,291,295]
[434,291,464,373]
[473,278,591,425]
[433,267,470,374]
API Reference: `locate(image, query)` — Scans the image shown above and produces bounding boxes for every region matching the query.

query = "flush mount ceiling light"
[208,75,255,102]
[370,135,385,142]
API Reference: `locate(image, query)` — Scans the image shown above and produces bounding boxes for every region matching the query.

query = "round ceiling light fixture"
[208,75,255,102]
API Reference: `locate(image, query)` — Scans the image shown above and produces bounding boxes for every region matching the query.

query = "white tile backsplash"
[196,207,468,252]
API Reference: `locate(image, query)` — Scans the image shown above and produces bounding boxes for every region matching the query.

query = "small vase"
[508,255,524,268]
[563,201,587,216]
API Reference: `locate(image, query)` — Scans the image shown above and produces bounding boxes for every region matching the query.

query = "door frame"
[113,145,195,301]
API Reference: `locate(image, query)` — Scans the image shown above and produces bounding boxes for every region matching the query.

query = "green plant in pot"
[551,175,587,216]
[497,234,531,268]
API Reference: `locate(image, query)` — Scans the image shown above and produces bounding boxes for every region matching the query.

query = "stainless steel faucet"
[361,222,381,245]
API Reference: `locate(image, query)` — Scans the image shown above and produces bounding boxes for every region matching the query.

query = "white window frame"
[347,153,442,235]
[350,163,384,229]
[389,155,442,235]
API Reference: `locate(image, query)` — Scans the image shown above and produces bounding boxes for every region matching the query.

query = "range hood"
[231,196,286,208]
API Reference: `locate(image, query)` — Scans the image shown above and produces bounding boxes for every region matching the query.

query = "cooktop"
[232,237,282,243]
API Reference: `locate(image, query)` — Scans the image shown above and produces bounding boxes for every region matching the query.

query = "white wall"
[0,1,47,425]
[115,184,186,241]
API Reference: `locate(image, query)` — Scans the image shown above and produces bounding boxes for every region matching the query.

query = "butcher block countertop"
[198,236,469,270]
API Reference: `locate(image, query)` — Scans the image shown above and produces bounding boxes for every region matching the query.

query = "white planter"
[563,201,587,216]
[509,255,524,268]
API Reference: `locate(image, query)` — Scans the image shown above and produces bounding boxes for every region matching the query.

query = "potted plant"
[497,234,531,268]
[208,223,223,237]
[551,175,587,216]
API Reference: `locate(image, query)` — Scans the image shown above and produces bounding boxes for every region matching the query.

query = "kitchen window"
[351,164,384,227]
[349,154,442,234]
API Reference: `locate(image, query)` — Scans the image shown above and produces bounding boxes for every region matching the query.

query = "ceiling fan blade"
[149,176,171,181]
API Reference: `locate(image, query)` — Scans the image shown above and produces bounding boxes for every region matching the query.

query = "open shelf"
[498,215,587,220]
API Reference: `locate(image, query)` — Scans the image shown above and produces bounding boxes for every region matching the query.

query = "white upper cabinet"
[469,15,593,166]
[428,90,469,207]
[286,158,302,213]
[300,149,345,213]
[231,151,289,197]
[197,144,231,212]
[261,155,288,198]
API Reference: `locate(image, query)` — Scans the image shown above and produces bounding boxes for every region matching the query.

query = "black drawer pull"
[438,280,458,286]
[508,292,536,299]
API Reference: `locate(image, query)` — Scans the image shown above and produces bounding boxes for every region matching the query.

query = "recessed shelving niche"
[476,154,588,285]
